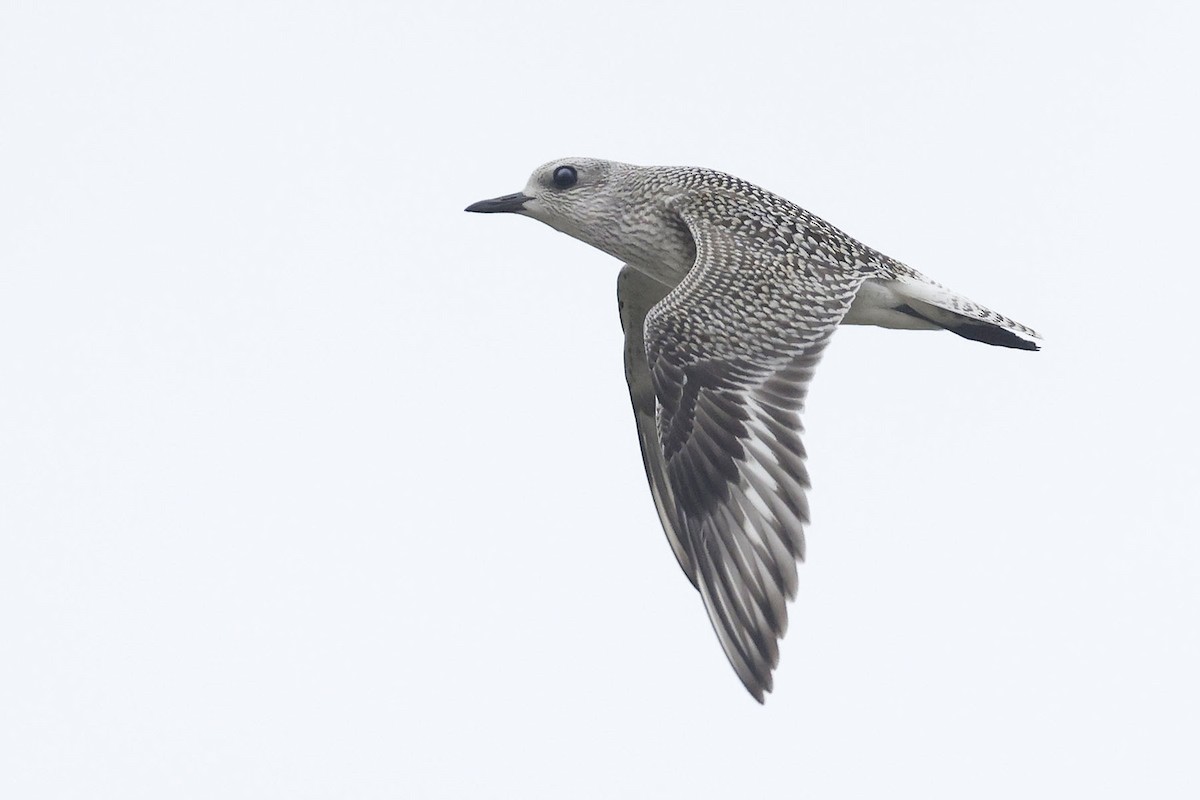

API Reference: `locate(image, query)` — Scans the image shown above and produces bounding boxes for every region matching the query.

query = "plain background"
[2,2,1198,797]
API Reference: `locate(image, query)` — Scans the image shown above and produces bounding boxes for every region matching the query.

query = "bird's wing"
[618,265,696,587]
[644,189,874,701]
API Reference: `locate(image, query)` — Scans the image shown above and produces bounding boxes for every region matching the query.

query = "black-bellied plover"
[467,158,1040,702]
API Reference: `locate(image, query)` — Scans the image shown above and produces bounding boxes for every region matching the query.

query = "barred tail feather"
[890,279,1042,351]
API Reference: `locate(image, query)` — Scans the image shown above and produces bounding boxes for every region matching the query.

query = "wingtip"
[744,672,774,704]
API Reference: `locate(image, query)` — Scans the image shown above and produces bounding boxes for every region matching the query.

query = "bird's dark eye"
[552,165,578,189]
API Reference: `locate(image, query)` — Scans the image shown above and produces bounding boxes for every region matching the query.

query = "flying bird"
[466,158,1040,702]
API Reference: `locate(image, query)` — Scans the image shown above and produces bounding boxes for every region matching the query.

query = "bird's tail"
[889,278,1042,351]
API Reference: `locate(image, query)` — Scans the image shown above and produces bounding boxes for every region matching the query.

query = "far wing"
[617,264,696,587]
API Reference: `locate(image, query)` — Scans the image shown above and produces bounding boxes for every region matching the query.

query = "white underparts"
[842,279,940,330]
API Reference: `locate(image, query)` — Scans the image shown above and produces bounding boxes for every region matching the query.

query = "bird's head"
[465,157,694,278]
[465,157,625,239]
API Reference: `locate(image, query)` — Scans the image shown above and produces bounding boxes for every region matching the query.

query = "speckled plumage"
[467,158,1041,702]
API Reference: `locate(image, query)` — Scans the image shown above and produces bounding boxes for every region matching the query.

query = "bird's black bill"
[464,192,532,214]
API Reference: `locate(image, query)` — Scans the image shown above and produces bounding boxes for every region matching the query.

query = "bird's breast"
[606,214,696,286]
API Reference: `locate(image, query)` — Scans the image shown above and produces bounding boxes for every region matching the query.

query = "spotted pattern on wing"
[643,188,875,701]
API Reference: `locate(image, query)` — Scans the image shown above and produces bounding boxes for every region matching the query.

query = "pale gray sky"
[2,2,1197,798]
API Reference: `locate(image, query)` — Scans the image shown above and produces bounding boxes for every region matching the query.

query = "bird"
[465,158,1040,702]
